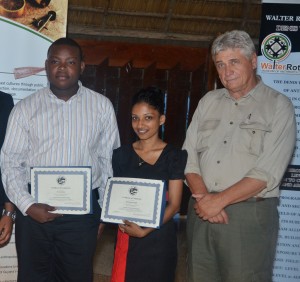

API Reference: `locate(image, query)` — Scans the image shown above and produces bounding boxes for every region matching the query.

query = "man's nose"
[58,63,67,70]
[224,65,233,75]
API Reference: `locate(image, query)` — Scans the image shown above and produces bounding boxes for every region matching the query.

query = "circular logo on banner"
[261,33,292,62]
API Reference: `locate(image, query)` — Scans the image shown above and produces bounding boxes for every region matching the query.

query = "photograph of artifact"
[0,0,67,40]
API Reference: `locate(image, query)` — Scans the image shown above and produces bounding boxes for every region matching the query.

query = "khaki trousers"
[187,196,279,282]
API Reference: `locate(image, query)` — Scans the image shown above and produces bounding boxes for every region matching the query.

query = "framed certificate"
[30,166,92,215]
[101,177,166,228]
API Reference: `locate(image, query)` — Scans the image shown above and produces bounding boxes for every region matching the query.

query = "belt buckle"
[246,197,265,202]
[255,197,265,202]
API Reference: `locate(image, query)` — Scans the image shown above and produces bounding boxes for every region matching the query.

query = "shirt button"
[215,182,218,186]
[252,131,256,134]
[230,121,233,125]
[235,102,238,106]
[217,160,220,164]
[224,140,227,144]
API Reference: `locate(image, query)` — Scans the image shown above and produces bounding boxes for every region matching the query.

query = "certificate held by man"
[30,166,92,214]
[101,177,166,228]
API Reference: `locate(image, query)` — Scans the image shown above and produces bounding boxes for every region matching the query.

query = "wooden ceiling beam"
[164,0,176,33]
[67,1,260,47]
[68,5,260,24]
[69,26,213,42]
[68,25,259,47]
[205,0,260,3]
[68,25,214,47]
[241,0,251,29]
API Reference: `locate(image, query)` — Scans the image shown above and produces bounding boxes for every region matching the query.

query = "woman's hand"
[119,220,154,238]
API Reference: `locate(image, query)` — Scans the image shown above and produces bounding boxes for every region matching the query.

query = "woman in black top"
[110,87,187,282]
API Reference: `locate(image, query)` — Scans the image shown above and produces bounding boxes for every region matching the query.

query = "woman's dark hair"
[132,86,165,115]
[47,37,84,61]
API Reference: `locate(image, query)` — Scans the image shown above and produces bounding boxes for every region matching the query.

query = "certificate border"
[101,177,165,228]
[31,166,91,214]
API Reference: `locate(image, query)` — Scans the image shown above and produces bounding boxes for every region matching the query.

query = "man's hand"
[26,203,62,223]
[193,193,229,224]
[0,216,13,245]
[206,210,229,224]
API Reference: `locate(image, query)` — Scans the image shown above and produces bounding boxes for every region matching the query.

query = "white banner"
[0,1,68,281]
[0,227,17,281]
[258,1,300,281]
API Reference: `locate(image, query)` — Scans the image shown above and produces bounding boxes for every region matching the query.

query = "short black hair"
[132,86,165,115]
[47,37,83,60]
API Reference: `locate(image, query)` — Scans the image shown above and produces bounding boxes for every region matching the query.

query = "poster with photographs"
[0,0,68,102]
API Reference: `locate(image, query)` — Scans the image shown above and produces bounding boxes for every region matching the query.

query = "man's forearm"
[3,202,14,212]
[219,177,267,207]
[185,173,208,195]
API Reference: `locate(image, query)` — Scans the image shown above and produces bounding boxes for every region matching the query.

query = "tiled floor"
[93,217,188,282]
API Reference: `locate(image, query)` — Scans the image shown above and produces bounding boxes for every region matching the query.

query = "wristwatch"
[2,209,16,222]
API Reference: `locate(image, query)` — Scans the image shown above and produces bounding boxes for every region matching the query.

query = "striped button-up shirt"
[1,82,120,214]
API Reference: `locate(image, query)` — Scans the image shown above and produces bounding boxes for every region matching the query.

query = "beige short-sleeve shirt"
[183,79,296,198]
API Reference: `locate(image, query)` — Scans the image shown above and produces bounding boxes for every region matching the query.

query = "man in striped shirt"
[0,91,15,246]
[1,38,120,282]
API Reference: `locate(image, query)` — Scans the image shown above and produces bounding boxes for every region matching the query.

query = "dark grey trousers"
[15,191,101,282]
[187,196,279,282]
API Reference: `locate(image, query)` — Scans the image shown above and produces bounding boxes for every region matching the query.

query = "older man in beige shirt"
[183,30,296,282]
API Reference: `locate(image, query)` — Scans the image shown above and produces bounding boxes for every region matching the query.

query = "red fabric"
[110,229,129,282]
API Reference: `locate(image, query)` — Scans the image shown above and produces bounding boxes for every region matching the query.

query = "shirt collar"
[222,76,263,102]
[46,81,83,101]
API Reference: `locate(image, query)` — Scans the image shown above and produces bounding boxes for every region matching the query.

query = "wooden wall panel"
[77,39,210,214]
[188,66,206,125]
[164,65,189,147]
[76,39,208,71]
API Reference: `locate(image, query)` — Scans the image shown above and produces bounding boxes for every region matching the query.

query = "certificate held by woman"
[101,177,166,228]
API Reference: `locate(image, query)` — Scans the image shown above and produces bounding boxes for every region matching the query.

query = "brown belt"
[246,197,265,202]
[207,192,270,202]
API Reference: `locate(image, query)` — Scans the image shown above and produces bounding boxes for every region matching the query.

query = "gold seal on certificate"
[30,166,92,214]
[101,177,166,228]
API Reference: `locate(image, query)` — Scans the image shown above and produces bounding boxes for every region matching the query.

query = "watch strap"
[2,209,16,222]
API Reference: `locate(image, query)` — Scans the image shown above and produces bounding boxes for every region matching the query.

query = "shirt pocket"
[197,119,220,153]
[239,121,271,156]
